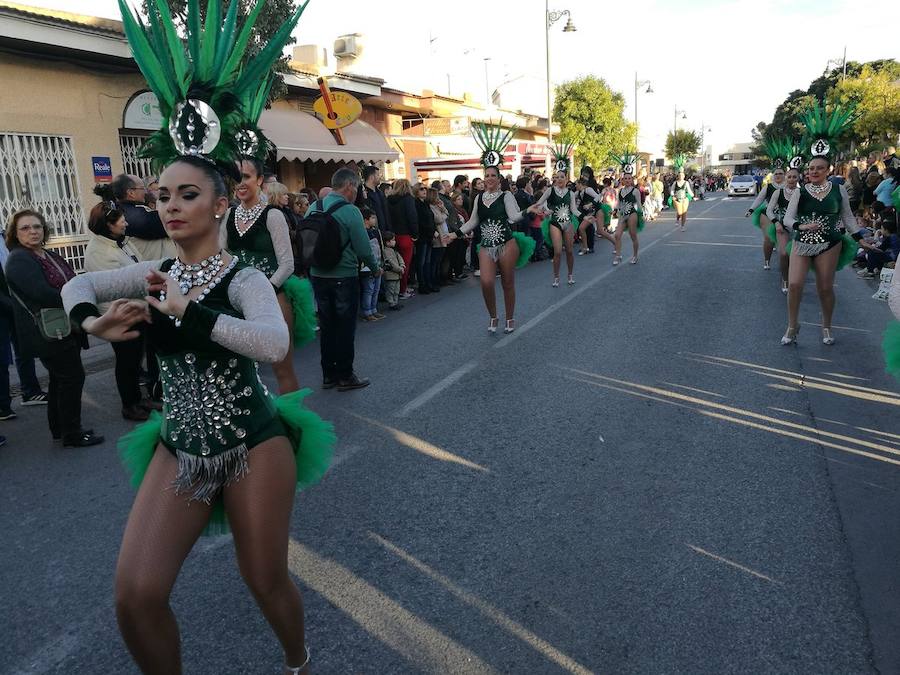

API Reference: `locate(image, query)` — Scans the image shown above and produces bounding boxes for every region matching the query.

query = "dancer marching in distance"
[610,152,645,265]
[443,121,534,334]
[765,151,804,294]
[530,143,579,286]
[669,156,693,231]
[575,174,616,255]
[746,138,791,270]
[71,2,334,673]
[781,101,860,346]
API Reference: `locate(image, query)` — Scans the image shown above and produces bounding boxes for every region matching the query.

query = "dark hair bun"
[93,183,115,201]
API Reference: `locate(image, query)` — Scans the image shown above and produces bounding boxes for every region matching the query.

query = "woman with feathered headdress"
[765,149,804,293]
[528,142,580,287]
[746,137,793,270]
[669,155,693,231]
[59,2,333,672]
[610,152,645,264]
[443,121,533,334]
[781,100,861,347]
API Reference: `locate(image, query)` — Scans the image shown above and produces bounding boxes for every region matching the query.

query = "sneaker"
[21,392,48,406]
[62,431,104,448]
[337,374,371,392]
[0,408,16,421]
[857,269,876,278]
[456,273,469,280]
[474,270,481,277]
[373,313,386,319]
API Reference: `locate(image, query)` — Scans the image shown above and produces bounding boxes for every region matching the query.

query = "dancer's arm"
[265,208,295,289]
[765,190,781,224]
[568,190,580,218]
[457,195,481,236]
[584,187,601,201]
[528,190,550,212]
[504,192,524,222]
[747,186,768,214]
[837,184,860,235]
[215,267,289,362]
[782,187,801,229]
[62,261,162,326]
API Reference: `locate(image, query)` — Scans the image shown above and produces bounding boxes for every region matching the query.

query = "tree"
[144,0,301,102]
[833,63,900,145]
[665,129,701,160]
[553,75,636,170]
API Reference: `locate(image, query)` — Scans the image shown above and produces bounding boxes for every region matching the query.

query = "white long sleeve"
[583,187,601,201]
[749,185,770,211]
[61,261,288,362]
[765,189,781,222]
[459,192,522,235]
[265,209,295,288]
[782,187,802,229]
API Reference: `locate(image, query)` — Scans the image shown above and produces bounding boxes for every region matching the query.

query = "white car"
[729,175,758,197]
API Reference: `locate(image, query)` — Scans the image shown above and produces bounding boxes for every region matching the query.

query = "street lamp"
[699,123,712,171]
[545,2,576,169]
[673,106,687,134]
[824,46,847,80]
[634,73,652,127]
[483,57,492,105]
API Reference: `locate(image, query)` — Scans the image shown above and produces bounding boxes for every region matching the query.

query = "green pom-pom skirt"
[282,275,317,347]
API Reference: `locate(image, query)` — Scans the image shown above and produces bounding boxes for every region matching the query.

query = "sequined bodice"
[226,206,278,276]
[578,191,597,215]
[618,188,638,215]
[772,187,794,223]
[547,188,573,225]
[477,194,513,247]
[672,182,689,200]
[794,184,843,244]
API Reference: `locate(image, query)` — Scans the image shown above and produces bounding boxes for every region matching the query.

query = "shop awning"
[413,154,514,172]
[260,109,398,164]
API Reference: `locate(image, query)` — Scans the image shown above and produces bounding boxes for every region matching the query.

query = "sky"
[29,0,900,158]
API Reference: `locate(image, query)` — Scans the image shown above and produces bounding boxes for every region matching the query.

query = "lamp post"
[483,57,492,105]
[699,123,712,172]
[673,106,687,135]
[545,2,576,171]
[634,72,652,128]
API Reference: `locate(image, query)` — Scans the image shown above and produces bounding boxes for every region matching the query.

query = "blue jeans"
[416,241,432,290]
[0,315,42,409]
[360,274,382,316]
[429,247,445,286]
[311,276,360,381]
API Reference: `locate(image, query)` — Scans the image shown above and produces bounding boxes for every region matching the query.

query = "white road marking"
[397,361,478,417]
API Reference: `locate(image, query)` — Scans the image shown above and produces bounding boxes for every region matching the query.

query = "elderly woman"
[4,209,103,447]
[85,186,147,421]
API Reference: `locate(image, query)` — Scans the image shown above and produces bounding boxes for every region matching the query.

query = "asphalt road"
[3,192,900,674]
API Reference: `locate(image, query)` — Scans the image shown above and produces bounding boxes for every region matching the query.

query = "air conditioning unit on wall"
[334,35,361,59]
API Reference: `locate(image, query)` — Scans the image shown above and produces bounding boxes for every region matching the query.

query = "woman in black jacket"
[4,209,102,447]
[413,182,438,294]
[386,179,419,298]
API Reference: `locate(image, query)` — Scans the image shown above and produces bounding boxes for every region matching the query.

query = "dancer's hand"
[145,270,189,319]
[441,233,456,245]
[82,299,150,342]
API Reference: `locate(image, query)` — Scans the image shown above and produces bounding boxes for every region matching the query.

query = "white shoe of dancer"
[504,319,516,334]
[630,256,638,265]
[781,325,799,345]
[567,275,575,285]
[822,328,835,345]
[552,278,560,287]
[488,318,498,334]
[781,280,788,294]
[613,255,622,266]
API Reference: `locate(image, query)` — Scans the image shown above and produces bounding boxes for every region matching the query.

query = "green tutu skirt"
[765,221,778,245]
[282,275,317,347]
[118,388,336,536]
[599,203,613,227]
[884,321,900,381]
[785,234,859,271]
[475,232,536,269]
[751,202,768,229]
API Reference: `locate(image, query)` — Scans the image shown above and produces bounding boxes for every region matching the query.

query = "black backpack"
[297,200,351,270]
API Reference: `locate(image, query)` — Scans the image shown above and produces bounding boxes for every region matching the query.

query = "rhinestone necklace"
[482,190,502,205]
[161,255,237,327]
[806,181,831,196]
[234,201,265,236]
[169,252,225,295]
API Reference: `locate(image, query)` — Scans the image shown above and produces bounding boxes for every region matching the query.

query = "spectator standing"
[308,169,381,391]
[111,173,175,261]
[846,166,864,213]
[363,166,391,232]
[381,232,405,311]
[386,179,418,298]
[413,183,437,294]
[884,146,900,171]
[469,176,485,276]
[358,207,385,321]
[4,210,102,446]
[449,191,471,278]
[0,234,47,415]
[142,175,159,210]
[428,188,450,287]
[453,175,471,212]
[84,187,148,421]
[875,168,898,209]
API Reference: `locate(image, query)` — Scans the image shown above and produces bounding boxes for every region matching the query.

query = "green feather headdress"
[552,141,576,174]
[471,120,516,169]
[117,0,308,170]
[798,99,857,161]
[609,150,637,176]
[672,154,687,172]
[761,136,796,172]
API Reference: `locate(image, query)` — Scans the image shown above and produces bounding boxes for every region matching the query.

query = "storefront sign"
[313,91,362,130]
[123,91,163,131]
[92,156,113,183]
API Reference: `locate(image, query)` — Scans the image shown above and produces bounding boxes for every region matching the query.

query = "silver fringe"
[172,444,250,503]
[481,242,508,263]
[793,240,832,257]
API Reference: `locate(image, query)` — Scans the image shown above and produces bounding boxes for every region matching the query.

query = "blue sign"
[92,156,113,183]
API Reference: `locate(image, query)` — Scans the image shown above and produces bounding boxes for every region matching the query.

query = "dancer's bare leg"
[787,252,811,331]
[777,228,790,287]
[613,222,625,261]
[498,240,518,321]
[564,227,575,277]
[478,249,498,318]
[628,215,639,261]
[760,214,774,267]
[273,293,299,394]
[550,226,563,279]
[812,243,841,330]
[225,436,307,670]
[115,447,213,675]
[578,221,591,252]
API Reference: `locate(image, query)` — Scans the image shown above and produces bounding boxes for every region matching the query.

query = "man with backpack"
[304,168,382,391]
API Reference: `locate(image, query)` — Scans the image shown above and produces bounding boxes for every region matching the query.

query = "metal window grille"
[0,132,86,241]
[119,133,154,179]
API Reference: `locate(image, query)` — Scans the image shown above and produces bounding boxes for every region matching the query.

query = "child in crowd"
[359,207,385,321]
[858,211,899,278]
[381,231,405,311]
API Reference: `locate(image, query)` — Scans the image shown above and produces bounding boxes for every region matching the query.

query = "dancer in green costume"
[669,155,693,231]
[610,152,645,264]
[765,153,804,294]
[61,2,332,673]
[781,100,860,347]
[530,144,580,286]
[746,137,792,269]
[443,121,532,334]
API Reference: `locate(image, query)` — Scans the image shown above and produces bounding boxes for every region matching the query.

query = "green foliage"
[552,75,636,170]
[833,64,900,145]
[665,129,701,160]
[143,0,301,103]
